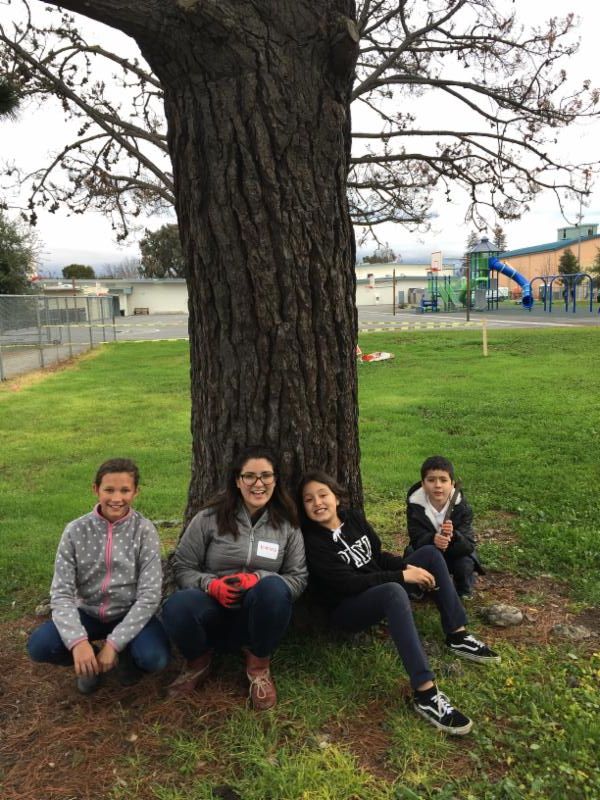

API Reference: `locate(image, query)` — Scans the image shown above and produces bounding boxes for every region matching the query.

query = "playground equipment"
[469,238,533,310]
[424,237,533,312]
[423,270,481,312]
[531,273,595,313]
[488,257,533,308]
[427,238,597,315]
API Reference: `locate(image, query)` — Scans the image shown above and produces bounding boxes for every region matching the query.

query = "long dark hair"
[296,470,349,523]
[204,445,298,537]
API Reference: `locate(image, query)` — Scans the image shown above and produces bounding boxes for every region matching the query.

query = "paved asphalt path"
[112,304,600,343]
[357,303,600,330]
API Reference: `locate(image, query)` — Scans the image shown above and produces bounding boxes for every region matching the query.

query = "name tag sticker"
[257,540,279,559]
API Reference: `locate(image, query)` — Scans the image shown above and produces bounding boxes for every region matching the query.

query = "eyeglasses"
[239,471,276,486]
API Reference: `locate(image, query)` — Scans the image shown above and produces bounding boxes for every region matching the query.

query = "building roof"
[500,234,600,259]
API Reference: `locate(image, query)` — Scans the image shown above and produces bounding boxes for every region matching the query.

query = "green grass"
[358,327,600,605]
[0,343,190,613]
[1,330,599,800]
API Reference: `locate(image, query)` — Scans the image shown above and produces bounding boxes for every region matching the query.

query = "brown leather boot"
[167,650,213,698]
[245,650,277,711]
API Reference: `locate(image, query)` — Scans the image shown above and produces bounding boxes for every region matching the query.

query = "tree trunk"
[39,0,362,513]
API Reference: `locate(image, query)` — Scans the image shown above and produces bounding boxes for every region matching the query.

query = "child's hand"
[441,520,453,538]
[434,532,450,551]
[97,643,118,673]
[72,640,99,677]
[402,565,436,591]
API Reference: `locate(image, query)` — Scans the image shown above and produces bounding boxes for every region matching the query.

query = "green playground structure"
[421,237,533,312]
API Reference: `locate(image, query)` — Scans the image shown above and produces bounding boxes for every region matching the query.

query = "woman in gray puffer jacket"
[161,445,307,710]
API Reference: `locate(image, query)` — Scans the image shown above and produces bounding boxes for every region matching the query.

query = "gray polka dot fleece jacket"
[50,506,163,651]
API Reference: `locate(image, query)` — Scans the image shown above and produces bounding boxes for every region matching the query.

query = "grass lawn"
[1,328,599,800]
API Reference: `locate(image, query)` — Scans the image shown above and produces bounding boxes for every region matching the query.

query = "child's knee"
[381,581,411,610]
[27,630,45,662]
[27,622,59,663]
[419,545,448,572]
[450,556,475,580]
[136,649,170,673]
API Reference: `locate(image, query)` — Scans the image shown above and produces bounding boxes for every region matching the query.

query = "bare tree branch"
[1,0,598,239]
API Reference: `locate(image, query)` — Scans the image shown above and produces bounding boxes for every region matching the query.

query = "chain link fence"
[0,294,116,381]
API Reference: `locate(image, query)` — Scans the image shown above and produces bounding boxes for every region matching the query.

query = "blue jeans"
[330,546,467,690]
[27,610,171,673]
[161,574,293,660]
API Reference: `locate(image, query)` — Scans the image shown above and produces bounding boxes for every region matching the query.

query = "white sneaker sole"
[413,703,473,735]
[449,647,501,664]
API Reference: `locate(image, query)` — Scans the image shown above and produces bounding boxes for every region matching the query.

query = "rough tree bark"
[41,0,363,514]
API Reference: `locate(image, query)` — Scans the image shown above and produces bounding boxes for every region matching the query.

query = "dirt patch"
[1,575,597,799]
[0,350,101,394]
[477,524,519,547]
[572,605,600,635]
[320,698,401,782]
[0,619,248,800]
[321,694,481,786]
[468,572,599,649]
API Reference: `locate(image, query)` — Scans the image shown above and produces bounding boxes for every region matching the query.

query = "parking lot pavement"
[357,304,600,329]
[110,307,599,343]
[113,314,190,340]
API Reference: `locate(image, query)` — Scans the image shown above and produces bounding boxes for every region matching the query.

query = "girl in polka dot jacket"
[27,458,170,694]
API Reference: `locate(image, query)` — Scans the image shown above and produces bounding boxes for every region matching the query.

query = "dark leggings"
[330,546,467,689]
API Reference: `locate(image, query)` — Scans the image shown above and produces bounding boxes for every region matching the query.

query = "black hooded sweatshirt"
[301,509,407,608]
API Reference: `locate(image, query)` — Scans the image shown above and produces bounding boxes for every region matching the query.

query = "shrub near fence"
[0,294,116,380]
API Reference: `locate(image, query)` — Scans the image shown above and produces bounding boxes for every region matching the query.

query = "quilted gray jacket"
[50,506,163,651]
[172,504,308,600]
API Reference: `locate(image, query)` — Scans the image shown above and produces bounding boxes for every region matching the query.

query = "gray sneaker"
[76,673,101,695]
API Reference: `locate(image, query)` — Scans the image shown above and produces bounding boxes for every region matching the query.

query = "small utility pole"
[465,257,471,322]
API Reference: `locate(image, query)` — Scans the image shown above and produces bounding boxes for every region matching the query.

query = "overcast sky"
[1,0,599,271]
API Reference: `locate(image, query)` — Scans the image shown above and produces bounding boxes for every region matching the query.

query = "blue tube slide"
[488,257,534,308]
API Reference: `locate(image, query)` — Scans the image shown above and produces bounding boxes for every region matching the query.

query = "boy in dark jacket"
[406,456,483,598]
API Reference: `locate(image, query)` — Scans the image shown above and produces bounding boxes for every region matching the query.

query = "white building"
[40,262,452,313]
[40,278,189,316]
[355,260,458,306]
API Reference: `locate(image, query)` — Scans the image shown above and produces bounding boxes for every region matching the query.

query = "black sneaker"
[447,633,501,664]
[76,673,101,695]
[413,689,473,735]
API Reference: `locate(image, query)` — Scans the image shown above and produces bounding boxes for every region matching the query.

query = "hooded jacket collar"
[407,485,462,530]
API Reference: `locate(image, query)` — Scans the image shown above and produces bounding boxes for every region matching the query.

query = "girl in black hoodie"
[298,471,500,736]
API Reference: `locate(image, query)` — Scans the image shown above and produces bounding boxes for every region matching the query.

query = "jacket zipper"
[98,521,113,621]
[243,506,256,569]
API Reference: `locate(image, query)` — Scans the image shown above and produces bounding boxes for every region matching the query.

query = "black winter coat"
[405,482,484,573]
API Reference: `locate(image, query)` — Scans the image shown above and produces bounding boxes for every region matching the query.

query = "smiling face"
[94,471,138,522]
[235,457,276,515]
[302,480,342,530]
[421,469,455,511]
